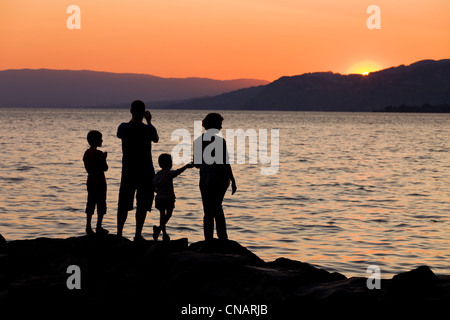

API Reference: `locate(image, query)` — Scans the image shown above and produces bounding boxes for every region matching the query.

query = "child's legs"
[159,207,172,232]
[158,208,166,229]
[96,201,106,229]
[165,208,173,224]
[156,198,174,232]
[85,185,96,228]
[162,208,173,234]
[95,183,107,228]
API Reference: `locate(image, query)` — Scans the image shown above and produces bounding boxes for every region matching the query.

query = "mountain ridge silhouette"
[164,59,450,111]
[0,68,269,108]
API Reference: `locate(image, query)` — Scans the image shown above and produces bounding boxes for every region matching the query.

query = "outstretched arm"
[173,163,194,178]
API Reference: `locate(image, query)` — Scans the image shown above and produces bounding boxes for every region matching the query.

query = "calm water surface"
[1,108,449,277]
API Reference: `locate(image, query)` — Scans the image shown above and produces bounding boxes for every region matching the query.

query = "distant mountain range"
[1,60,449,111]
[164,59,450,111]
[0,69,269,108]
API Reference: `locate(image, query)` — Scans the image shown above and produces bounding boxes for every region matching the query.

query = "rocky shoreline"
[1,233,449,315]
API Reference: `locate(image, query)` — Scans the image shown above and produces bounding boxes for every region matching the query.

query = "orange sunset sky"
[1,0,449,81]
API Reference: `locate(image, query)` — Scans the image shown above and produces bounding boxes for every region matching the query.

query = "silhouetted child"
[83,130,109,235]
[153,153,193,241]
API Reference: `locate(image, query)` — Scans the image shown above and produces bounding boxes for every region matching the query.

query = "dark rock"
[189,239,265,265]
[2,235,450,313]
[393,266,438,286]
[163,251,264,300]
[0,234,6,253]
[390,265,440,299]
[0,234,6,290]
[292,276,369,300]
[267,257,347,283]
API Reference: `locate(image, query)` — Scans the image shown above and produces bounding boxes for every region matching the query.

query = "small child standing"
[153,153,193,241]
[83,130,109,235]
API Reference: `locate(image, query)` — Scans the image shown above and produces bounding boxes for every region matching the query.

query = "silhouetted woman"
[193,113,237,241]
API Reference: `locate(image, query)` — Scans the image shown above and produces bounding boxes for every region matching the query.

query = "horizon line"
[1,58,448,82]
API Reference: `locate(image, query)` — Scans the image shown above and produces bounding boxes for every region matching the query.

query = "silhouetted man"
[117,100,159,241]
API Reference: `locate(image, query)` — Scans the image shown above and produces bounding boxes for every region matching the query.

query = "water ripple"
[1,109,449,278]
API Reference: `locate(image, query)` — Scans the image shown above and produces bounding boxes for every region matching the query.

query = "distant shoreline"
[2,105,450,113]
[373,103,450,113]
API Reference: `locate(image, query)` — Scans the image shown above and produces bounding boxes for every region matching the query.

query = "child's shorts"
[155,197,175,211]
[86,182,107,215]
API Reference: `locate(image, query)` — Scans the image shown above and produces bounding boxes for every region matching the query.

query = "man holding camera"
[116,100,159,241]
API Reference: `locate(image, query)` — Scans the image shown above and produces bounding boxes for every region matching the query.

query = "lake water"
[1,108,449,278]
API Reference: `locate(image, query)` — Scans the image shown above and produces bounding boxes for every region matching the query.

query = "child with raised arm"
[83,130,109,236]
[152,153,194,241]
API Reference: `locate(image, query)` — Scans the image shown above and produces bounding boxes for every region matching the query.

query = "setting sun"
[347,61,383,76]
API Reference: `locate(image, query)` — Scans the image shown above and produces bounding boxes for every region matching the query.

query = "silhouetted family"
[83,100,237,242]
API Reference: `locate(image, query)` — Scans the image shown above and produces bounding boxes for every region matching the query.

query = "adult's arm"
[224,139,237,194]
[145,111,159,143]
[117,123,124,139]
[149,124,159,143]
[225,163,237,194]
[192,135,202,168]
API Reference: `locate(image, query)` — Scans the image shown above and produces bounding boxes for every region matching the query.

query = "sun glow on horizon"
[347,61,383,75]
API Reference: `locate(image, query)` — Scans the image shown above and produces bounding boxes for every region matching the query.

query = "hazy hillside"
[0,69,269,108]
[166,59,450,111]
